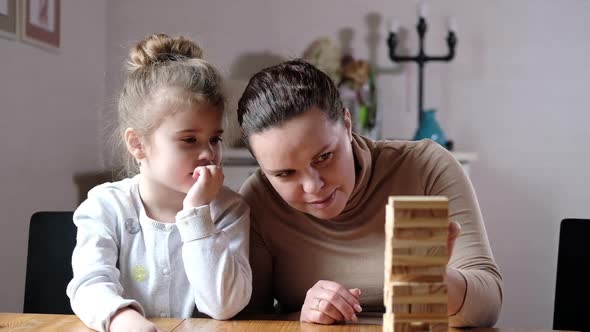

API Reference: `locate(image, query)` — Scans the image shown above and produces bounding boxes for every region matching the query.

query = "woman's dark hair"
[237,59,344,143]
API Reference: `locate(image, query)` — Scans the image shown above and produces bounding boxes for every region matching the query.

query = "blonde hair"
[116,34,225,177]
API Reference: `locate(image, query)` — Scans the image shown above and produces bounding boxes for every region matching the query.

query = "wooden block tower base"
[384,196,449,332]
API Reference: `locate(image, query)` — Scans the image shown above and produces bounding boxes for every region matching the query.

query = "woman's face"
[248,107,356,220]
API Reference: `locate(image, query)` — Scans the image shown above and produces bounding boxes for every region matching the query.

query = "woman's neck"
[137,175,184,223]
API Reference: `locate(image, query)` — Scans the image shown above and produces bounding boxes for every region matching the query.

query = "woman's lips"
[309,190,337,209]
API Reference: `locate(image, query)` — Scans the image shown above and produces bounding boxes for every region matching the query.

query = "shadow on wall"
[73,171,118,205]
[229,52,287,81]
[473,154,559,328]
[348,12,406,76]
[224,52,287,148]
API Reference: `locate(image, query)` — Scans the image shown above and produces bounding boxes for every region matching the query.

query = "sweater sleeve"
[416,140,503,327]
[238,175,276,314]
[175,189,252,320]
[66,195,144,332]
[244,215,276,313]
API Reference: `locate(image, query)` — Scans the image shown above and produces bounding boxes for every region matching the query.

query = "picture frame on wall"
[0,0,19,40]
[21,0,60,50]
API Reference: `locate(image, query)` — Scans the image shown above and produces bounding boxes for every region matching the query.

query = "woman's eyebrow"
[265,142,334,173]
[312,143,332,159]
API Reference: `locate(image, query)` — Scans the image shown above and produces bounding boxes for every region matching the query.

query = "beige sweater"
[239,135,502,327]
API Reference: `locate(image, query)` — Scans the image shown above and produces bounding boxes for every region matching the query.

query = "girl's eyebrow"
[175,129,224,134]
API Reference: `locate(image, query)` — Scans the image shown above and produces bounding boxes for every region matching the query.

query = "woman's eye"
[315,152,333,163]
[275,170,294,178]
[210,136,223,145]
[181,137,197,143]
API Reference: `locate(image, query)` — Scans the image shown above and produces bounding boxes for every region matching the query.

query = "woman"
[237,59,502,327]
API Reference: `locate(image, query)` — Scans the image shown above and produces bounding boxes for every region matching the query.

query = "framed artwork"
[21,0,60,49]
[0,0,19,39]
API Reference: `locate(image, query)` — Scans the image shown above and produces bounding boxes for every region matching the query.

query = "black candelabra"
[387,15,457,125]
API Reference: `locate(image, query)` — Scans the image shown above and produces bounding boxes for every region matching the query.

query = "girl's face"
[249,107,356,220]
[141,102,223,195]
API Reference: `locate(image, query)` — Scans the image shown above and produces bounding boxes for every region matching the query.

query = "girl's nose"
[198,145,216,163]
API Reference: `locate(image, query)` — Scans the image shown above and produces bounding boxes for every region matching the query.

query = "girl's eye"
[181,137,196,143]
[315,152,333,164]
[210,136,223,145]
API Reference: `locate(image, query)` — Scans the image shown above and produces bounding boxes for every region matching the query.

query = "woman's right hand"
[300,280,363,325]
[109,307,162,332]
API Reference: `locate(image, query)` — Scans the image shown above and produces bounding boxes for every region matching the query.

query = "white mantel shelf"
[223,148,477,165]
[222,148,477,191]
[451,152,478,164]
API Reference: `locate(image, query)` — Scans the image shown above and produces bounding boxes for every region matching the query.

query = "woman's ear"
[124,128,145,162]
[342,108,353,141]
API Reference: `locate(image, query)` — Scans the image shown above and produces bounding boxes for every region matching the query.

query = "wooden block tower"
[384,196,449,332]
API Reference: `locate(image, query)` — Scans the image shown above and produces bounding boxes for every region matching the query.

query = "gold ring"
[313,298,322,310]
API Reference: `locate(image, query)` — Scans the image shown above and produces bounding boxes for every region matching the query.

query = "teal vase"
[413,109,447,146]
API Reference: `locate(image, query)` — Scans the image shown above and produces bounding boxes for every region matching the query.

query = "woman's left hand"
[447,221,461,258]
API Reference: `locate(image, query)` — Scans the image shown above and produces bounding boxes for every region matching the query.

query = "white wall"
[0,0,106,312]
[105,1,590,328]
[1,0,587,328]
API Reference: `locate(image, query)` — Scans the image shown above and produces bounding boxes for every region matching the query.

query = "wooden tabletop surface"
[0,313,570,332]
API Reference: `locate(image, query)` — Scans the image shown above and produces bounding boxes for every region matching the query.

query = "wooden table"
[0,313,567,331]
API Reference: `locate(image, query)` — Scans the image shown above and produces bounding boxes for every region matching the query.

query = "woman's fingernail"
[351,314,358,322]
[354,304,362,313]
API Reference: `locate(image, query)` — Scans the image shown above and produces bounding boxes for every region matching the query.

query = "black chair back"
[23,211,76,314]
[553,218,590,331]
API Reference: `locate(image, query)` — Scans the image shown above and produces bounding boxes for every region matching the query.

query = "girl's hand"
[300,280,362,325]
[183,165,224,209]
[109,307,162,332]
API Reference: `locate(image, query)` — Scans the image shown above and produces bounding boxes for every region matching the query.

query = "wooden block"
[391,265,446,279]
[394,322,430,332]
[390,303,447,315]
[392,245,448,256]
[387,321,448,332]
[385,313,448,332]
[387,283,448,315]
[397,283,446,296]
[430,323,448,332]
[392,313,448,323]
[410,303,448,314]
[384,196,450,332]
[389,322,448,332]
[384,313,394,332]
[389,196,449,210]
[392,255,449,266]
[394,228,448,241]
[393,220,448,229]
[394,208,449,219]
[394,227,448,239]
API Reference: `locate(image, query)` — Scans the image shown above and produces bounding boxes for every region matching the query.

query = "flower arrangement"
[303,37,378,138]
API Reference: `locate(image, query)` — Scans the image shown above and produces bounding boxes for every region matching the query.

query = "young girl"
[66,34,251,332]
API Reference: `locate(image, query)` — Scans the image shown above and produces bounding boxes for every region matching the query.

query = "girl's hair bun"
[126,33,203,72]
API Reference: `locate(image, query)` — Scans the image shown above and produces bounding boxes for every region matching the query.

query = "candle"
[417,3,428,18]
[448,17,458,32]
[388,18,399,34]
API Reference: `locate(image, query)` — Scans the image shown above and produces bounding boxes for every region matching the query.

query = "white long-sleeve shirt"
[66,175,251,331]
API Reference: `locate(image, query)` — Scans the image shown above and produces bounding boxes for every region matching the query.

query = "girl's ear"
[124,128,145,161]
[342,108,353,141]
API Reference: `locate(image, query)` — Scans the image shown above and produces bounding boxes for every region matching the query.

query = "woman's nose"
[302,168,324,194]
